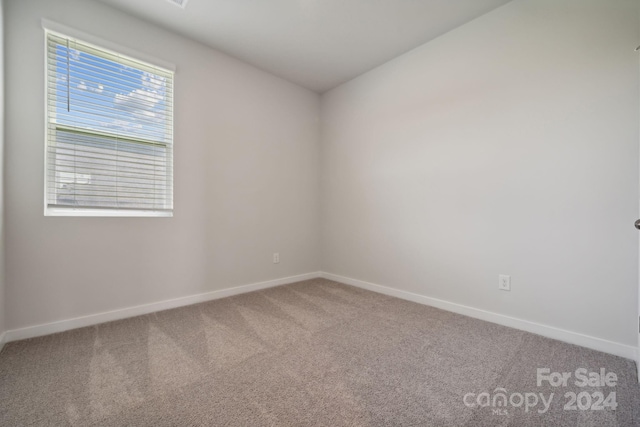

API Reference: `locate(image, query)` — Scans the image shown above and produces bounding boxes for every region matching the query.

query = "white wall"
[0,0,5,341]
[321,0,639,347]
[4,0,639,356]
[4,0,320,331]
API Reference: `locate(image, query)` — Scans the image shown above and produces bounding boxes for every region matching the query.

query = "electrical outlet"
[498,274,511,291]
[166,0,189,9]
[273,253,280,264]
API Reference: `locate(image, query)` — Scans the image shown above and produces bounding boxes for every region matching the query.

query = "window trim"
[42,21,176,218]
[41,20,176,73]
[46,207,173,218]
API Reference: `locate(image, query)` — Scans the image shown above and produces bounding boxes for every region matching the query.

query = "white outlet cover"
[166,0,188,9]
[498,274,511,291]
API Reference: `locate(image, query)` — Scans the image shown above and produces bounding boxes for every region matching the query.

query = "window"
[45,30,174,216]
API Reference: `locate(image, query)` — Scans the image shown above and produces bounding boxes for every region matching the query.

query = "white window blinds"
[45,31,174,216]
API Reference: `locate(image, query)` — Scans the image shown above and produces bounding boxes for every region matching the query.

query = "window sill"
[45,208,173,218]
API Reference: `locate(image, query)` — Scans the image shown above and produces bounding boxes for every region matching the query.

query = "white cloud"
[141,72,165,91]
[104,70,168,138]
[112,71,167,128]
[99,119,143,133]
[114,88,163,109]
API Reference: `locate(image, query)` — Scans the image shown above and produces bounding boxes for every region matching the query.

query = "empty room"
[1,0,639,425]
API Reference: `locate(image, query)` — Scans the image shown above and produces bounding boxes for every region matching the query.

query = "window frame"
[42,20,176,218]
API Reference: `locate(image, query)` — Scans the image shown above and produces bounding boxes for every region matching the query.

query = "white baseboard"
[4,271,636,363]
[4,272,321,343]
[320,272,638,361]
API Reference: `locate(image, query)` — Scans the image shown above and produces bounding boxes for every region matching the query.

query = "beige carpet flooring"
[0,278,639,426]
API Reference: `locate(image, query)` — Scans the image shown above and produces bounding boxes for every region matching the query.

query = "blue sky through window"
[54,43,170,143]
